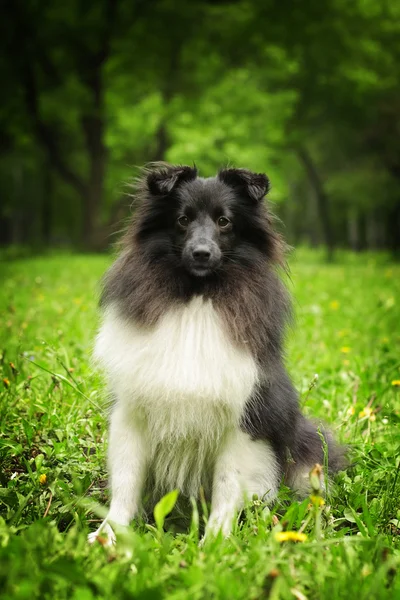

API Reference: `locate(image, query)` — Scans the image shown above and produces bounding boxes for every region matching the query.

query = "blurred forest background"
[1,0,399,259]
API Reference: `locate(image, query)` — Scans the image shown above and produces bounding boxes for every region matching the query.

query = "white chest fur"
[95,296,259,495]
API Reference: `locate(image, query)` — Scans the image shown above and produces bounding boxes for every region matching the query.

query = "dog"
[88,163,344,544]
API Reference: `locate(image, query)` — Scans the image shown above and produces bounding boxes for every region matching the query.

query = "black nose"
[192,246,211,261]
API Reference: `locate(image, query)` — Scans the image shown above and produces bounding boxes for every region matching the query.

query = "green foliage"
[167,69,297,202]
[0,252,400,598]
[1,0,400,251]
[154,490,180,532]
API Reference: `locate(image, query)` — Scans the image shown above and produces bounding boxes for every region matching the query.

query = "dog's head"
[132,163,282,278]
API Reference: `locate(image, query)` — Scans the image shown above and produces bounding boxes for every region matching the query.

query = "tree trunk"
[152,122,170,162]
[80,64,106,249]
[386,201,400,256]
[385,165,400,257]
[296,147,335,261]
[42,161,53,245]
[366,211,380,250]
[13,0,118,250]
[347,209,359,251]
[150,39,182,163]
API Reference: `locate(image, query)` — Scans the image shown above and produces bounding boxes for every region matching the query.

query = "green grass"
[1,250,400,599]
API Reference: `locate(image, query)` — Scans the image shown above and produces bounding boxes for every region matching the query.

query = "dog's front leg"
[205,431,279,539]
[206,468,242,538]
[88,402,147,545]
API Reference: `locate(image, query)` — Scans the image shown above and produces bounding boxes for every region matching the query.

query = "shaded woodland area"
[1,0,399,257]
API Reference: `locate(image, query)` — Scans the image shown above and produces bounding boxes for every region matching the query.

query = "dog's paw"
[87,522,116,546]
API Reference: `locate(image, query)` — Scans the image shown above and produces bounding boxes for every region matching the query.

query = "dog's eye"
[217,216,232,230]
[177,215,190,228]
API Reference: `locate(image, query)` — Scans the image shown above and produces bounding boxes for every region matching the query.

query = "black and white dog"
[88,164,344,544]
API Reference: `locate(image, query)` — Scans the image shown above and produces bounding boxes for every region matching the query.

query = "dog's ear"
[147,164,197,196]
[218,168,270,202]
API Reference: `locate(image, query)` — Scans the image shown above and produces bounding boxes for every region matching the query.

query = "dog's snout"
[182,219,222,276]
[192,245,211,261]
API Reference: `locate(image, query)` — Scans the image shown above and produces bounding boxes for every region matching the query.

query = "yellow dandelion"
[39,474,47,485]
[340,347,351,354]
[347,406,355,416]
[275,531,307,543]
[391,380,400,387]
[3,378,10,388]
[343,359,350,367]
[310,495,325,506]
[330,300,339,310]
[359,407,373,419]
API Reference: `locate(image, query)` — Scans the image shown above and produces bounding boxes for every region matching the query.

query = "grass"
[0,250,400,599]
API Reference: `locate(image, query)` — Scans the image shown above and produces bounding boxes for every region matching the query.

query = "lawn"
[0,251,399,599]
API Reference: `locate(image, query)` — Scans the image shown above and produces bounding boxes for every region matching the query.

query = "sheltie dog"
[88,164,344,544]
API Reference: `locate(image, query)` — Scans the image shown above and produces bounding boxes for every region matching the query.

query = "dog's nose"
[192,246,211,261]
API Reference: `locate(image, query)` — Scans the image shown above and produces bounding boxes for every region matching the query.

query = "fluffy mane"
[101,163,290,367]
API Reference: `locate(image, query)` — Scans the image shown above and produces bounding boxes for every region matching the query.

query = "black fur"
[102,163,345,482]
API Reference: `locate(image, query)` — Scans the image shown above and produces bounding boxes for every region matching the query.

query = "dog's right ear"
[147,164,197,196]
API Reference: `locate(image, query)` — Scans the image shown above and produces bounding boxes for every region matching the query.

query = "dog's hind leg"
[88,402,148,546]
[205,430,280,539]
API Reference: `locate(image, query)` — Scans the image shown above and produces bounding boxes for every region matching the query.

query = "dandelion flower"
[275,531,307,543]
[330,300,339,310]
[347,406,355,416]
[3,378,10,388]
[310,495,325,506]
[39,474,47,485]
[309,463,323,492]
[340,347,351,354]
[391,380,400,387]
[359,407,373,419]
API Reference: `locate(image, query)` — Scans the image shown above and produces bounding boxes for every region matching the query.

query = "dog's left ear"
[218,168,270,203]
[147,164,197,196]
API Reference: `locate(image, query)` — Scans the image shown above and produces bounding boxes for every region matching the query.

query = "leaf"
[361,496,376,537]
[344,507,368,536]
[343,508,357,523]
[389,519,400,530]
[153,489,179,532]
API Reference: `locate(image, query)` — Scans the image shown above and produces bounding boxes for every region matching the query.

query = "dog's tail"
[284,416,346,495]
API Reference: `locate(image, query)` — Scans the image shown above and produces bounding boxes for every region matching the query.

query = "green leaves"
[153,489,179,532]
